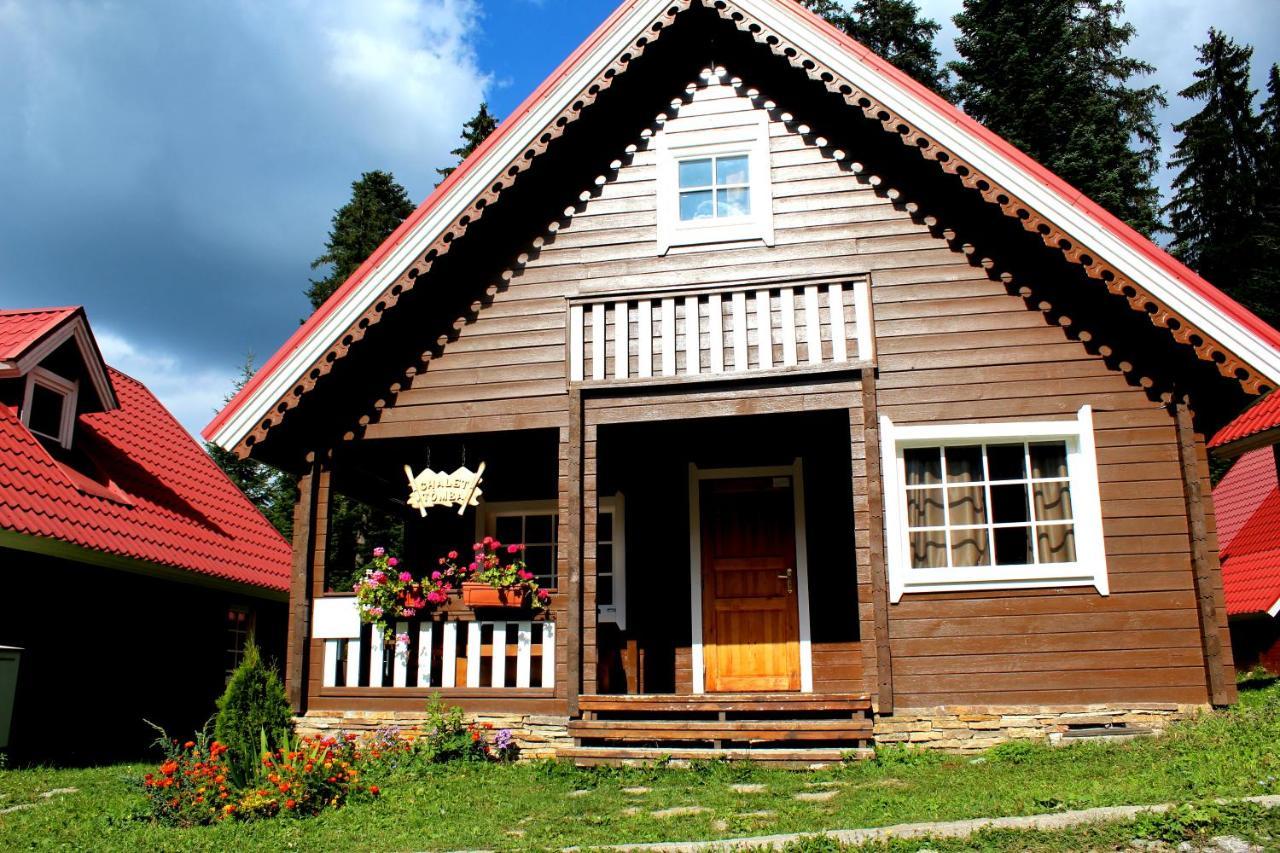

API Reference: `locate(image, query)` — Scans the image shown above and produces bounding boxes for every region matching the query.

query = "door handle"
[777,568,794,594]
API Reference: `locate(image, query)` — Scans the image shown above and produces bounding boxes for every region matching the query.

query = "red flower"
[369,785,380,796]
[285,798,297,810]
[448,550,458,560]
[183,741,195,749]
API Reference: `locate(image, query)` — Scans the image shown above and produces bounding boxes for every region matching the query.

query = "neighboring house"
[0,307,292,762]
[205,0,1280,764]
[1210,396,1280,675]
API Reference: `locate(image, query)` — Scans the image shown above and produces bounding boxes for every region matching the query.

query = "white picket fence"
[568,279,873,384]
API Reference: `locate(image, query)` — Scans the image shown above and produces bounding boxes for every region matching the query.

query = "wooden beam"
[563,390,584,717]
[859,370,894,713]
[1172,396,1235,706]
[286,454,320,713]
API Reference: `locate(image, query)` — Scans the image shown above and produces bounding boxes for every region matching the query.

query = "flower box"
[461,582,529,609]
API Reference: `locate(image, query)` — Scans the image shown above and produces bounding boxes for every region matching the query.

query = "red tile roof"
[0,367,291,593]
[0,307,78,361]
[1212,447,1280,616]
[1210,392,1280,451]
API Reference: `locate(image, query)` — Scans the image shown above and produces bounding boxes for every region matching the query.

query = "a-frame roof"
[205,0,1280,454]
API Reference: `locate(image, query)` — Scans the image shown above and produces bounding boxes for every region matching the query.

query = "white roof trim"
[208,0,1280,451]
[1268,595,1280,618]
[5,315,116,411]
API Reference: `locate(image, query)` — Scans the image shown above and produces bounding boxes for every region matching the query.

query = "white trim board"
[1,315,116,412]
[206,0,1280,451]
[687,459,814,694]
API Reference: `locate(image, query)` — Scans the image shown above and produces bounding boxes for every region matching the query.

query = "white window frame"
[655,110,774,254]
[477,498,625,622]
[21,366,78,449]
[879,406,1108,602]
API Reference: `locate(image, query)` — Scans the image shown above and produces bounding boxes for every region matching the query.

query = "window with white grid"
[880,407,1108,601]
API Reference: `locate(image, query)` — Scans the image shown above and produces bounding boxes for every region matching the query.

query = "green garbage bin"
[0,646,20,751]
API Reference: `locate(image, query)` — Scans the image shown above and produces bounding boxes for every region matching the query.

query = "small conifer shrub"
[214,637,293,784]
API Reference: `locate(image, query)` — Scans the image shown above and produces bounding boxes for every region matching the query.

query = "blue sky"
[0,0,1276,435]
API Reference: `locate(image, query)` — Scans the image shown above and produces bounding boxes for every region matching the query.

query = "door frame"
[688,458,814,694]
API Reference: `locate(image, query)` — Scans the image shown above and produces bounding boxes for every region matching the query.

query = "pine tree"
[307,170,416,309]
[950,1,1165,236]
[214,638,294,785]
[435,102,499,185]
[800,0,951,97]
[1249,64,1280,328]
[205,355,297,539]
[1164,31,1271,324]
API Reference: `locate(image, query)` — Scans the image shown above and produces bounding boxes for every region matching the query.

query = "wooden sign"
[404,461,486,516]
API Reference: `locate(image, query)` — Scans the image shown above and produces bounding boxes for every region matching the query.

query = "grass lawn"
[1,679,1277,851]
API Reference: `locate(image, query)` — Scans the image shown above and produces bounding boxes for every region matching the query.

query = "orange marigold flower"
[184,741,195,748]
[369,785,380,796]
[285,798,297,810]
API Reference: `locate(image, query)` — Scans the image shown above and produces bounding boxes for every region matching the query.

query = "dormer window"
[22,367,78,449]
[656,108,773,253]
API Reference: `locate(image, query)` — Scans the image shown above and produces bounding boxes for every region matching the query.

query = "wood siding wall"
[348,75,1232,709]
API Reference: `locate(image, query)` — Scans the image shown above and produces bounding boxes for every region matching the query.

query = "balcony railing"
[313,598,555,691]
[568,278,873,386]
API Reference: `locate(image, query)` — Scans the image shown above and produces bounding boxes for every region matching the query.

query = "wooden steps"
[566,693,875,766]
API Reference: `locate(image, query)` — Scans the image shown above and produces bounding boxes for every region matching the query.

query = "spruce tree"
[1164,31,1271,324]
[307,170,416,309]
[950,1,1165,236]
[800,0,951,97]
[435,102,499,185]
[205,356,296,539]
[214,638,294,785]
[1250,64,1280,328]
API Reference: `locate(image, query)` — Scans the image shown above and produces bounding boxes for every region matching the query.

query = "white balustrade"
[567,279,873,384]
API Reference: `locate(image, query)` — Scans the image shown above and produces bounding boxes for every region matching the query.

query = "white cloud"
[96,330,239,440]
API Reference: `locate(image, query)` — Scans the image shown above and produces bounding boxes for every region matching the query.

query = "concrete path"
[585,794,1280,852]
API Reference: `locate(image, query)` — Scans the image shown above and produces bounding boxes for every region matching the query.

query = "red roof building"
[1213,447,1280,618]
[0,307,290,761]
[1210,392,1280,458]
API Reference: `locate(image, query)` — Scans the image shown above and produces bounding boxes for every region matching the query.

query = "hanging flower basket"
[461,582,529,609]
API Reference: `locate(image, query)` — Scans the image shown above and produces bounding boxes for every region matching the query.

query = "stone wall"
[873,704,1208,752]
[296,710,572,760]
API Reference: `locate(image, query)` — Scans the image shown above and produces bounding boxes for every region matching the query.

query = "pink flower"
[369,606,384,617]
[482,536,493,546]
[448,550,458,560]
[468,562,479,572]
[396,633,411,647]
[371,570,387,585]
[426,590,446,604]
[373,547,386,557]
[388,557,399,567]
[473,542,484,552]
[517,569,533,581]
[431,571,442,581]
[507,544,520,554]
[402,608,417,617]
[491,540,502,550]
[537,588,550,602]
[398,571,413,582]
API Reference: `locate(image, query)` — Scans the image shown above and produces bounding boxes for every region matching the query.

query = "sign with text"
[404,461,486,516]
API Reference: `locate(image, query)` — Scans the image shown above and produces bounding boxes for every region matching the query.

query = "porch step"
[569,718,873,743]
[559,745,873,768]
[578,693,872,716]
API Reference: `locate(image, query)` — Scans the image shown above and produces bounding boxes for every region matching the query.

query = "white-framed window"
[225,606,255,678]
[478,496,626,623]
[655,110,774,254]
[21,366,78,449]
[879,406,1108,602]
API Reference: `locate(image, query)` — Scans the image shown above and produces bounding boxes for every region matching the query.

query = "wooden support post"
[582,420,599,696]
[859,371,894,713]
[285,454,320,713]
[1172,396,1236,706]
[563,390,584,716]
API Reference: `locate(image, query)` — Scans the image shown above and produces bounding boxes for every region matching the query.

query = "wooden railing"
[314,599,555,691]
[568,279,873,385]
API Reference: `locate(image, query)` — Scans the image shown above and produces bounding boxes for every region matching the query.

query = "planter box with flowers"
[353,539,550,641]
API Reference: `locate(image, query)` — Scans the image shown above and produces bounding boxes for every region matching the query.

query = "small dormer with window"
[0,307,117,452]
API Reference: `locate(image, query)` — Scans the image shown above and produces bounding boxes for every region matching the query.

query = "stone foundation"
[295,710,572,760]
[874,704,1208,752]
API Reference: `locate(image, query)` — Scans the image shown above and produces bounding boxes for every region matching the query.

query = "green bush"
[213,638,293,784]
[417,694,488,762]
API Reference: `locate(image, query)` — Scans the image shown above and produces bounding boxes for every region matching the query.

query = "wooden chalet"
[205,0,1280,763]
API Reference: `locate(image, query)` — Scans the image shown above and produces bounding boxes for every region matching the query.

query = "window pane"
[990,483,1030,524]
[678,158,712,188]
[907,487,945,529]
[679,189,714,220]
[525,513,554,544]
[947,485,987,526]
[987,443,1026,481]
[993,525,1032,565]
[598,511,613,539]
[950,527,991,567]
[28,384,64,438]
[716,155,749,185]
[1033,481,1073,522]
[495,515,522,544]
[717,186,751,217]
[1036,524,1077,563]
[944,445,983,483]
[910,530,947,568]
[904,447,942,486]
[525,544,556,587]
[596,544,613,574]
[1030,441,1069,479]
[598,575,614,606]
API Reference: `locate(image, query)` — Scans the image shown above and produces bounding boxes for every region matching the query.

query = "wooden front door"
[700,476,801,692]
